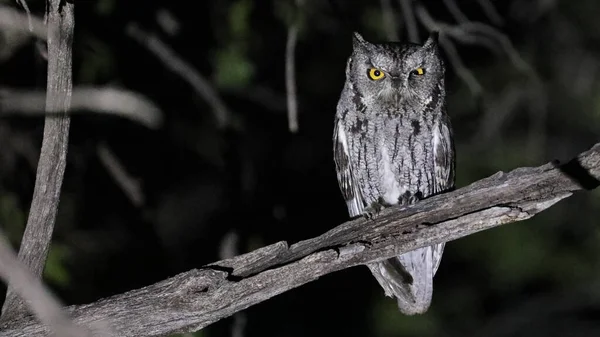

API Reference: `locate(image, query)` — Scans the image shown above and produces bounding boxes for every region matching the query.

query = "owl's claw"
[363,197,390,220]
[398,191,423,206]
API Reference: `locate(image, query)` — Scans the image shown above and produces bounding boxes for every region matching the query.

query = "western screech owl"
[333,31,455,315]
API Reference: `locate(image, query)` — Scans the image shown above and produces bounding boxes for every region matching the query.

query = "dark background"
[1,0,600,336]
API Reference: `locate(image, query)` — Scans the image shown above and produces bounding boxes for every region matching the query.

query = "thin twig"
[97,143,145,208]
[155,8,180,37]
[439,35,483,97]
[126,23,231,129]
[1,0,74,322]
[442,0,469,24]
[285,0,304,133]
[399,0,419,43]
[0,227,96,337]
[0,5,46,40]
[380,0,399,41]
[457,22,537,78]
[15,0,33,31]
[415,3,538,82]
[0,86,164,129]
[476,0,504,26]
[414,4,483,97]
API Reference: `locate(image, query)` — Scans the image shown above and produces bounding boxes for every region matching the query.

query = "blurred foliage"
[0,0,600,337]
[43,243,71,287]
[213,0,255,89]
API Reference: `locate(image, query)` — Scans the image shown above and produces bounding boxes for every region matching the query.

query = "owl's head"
[347,32,445,107]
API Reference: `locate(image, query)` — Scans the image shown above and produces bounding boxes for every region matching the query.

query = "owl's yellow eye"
[368,68,385,80]
[413,67,425,75]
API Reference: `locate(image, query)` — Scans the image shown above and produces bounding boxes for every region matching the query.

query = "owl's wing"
[333,118,364,217]
[431,114,456,274]
[433,115,455,193]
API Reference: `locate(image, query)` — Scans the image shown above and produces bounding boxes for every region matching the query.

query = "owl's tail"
[367,243,445,315]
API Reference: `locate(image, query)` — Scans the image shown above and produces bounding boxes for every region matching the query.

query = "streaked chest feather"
[347,115,437,204]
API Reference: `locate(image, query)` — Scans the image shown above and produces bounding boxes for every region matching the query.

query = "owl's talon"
[398,191,423,206]
[363,199,386,220]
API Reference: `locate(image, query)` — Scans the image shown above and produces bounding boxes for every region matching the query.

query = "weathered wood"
[1,142,599,336]
[1,0,74,322]
[0,228,93,337]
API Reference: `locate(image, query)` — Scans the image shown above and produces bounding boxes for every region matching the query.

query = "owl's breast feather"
[378,146,404,205]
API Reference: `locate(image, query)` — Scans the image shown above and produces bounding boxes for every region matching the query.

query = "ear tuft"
[352,32,368,50]
[423,31,439,48]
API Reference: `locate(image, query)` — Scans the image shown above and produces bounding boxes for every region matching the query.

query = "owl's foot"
[363,197,390,220]
[398,191,423,206]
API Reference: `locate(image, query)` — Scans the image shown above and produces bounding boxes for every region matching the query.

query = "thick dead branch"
[0,86,163,129]
[1,0,74,322]
[0,228,95,337]
[2,142,600,337]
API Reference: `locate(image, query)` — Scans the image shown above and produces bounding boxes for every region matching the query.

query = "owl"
[333,31,455,315]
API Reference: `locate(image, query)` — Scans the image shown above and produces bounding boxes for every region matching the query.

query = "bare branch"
[218,231,246,337]
[442,0,468,24]
[457,22,536,78]
[0,228,96,337]
[126,23,231,129]
[415,4,483,97]
[15,0,32,32]
[0,4,46,40]
[439,35,483,97]
[1,0,74,322]
[0,86,164,129]
[380,0,399,41]
[285,0,304,133]
[97,143,145,208]
[476,0,504,26]
[155,8,180,37]
[398,0,419,43]
[415,4,537,81]
[3,141,600,337]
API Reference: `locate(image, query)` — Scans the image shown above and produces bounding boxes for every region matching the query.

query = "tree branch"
[0,228,95,337]
[1,0,74,322]
[2,141,599,336]
[0,4,46,40]
[285,0,304,133]
[126,23,231,129]
[0,86,163,129]
[380,0,399,42]
[399,0,419,43]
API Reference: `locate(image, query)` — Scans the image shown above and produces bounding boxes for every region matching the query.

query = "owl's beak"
[391,77,405,90]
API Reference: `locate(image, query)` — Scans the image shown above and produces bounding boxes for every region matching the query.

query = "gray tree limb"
[1,0,74,322]
[0,228,95,337]
[1,141,599,337]
[0,86,163,129]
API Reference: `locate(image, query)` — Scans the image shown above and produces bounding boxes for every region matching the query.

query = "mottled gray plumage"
[333,32,455,315]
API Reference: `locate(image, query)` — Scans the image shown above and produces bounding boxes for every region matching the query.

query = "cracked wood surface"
[1,142,599,337]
